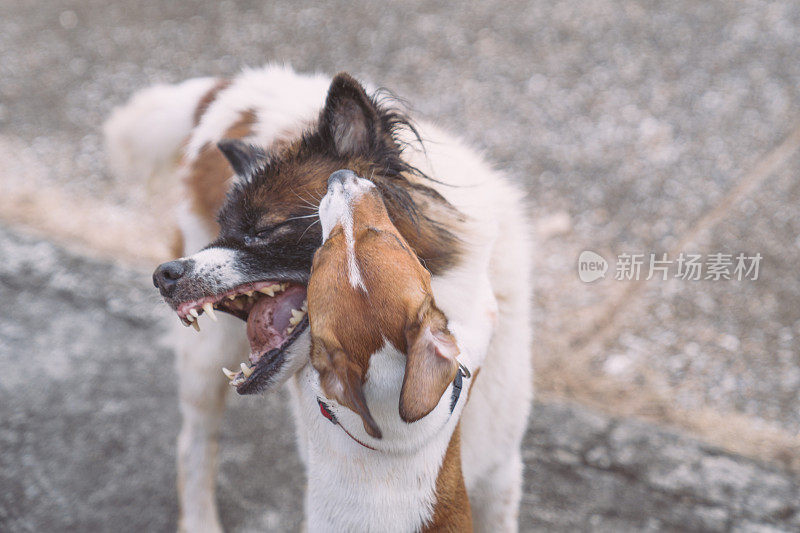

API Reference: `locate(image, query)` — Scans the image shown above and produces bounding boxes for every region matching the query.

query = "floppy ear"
[320,72,383,157]
[311,341,382,439]
[217,139,266,178]
[399,297,460,423]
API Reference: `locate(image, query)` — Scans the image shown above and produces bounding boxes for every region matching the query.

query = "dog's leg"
[464,450,524,532]
[174,315,248,533]
[460,289,532,532]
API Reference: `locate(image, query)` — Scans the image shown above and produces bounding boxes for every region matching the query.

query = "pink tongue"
[245,286,307,358]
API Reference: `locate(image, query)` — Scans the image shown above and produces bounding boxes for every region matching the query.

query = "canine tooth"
[240,362,253,378]
[202,303,217,322]
[191,321,200,332]
[289,309,304,326]
[222,367,237,380]
[259,287,274,297]
[186,314,195,322]
[189,309,199,318]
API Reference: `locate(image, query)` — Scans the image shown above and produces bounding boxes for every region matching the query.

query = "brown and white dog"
[304,169,474,530]
[104,65,533,532]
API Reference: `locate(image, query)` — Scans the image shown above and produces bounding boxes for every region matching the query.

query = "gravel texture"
[1,224,798,531]
[1,0,800,525]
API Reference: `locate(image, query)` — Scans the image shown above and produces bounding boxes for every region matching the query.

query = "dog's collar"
[316,398,378,451]
[316,362,472,452]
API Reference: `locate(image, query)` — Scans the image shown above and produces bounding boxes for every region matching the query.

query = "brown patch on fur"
[184,109,257,231]
[193,79,231,126]
[308,182,458,438]
[424,424,472,532]
[342,159,464,275]
[248,155,338,230]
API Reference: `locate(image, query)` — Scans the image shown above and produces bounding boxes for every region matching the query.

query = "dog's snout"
[327,169,357,190]
[153,260,187,296]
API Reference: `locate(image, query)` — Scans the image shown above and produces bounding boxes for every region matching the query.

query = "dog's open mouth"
[174,281,308,392]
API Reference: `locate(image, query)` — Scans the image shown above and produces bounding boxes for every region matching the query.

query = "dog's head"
[308,170,460,439]
[152,73,462,395]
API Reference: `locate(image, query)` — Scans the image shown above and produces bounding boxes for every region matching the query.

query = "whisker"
[285,213,319,222]
[291,188,319,209]
[297,219,320,243]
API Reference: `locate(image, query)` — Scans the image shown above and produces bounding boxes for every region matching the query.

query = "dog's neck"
[294,342,472,532]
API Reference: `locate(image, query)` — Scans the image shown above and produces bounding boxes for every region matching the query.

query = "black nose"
[327,169,357,188]
[153,260,186,296]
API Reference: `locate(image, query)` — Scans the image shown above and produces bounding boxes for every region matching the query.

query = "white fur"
[319,171,375,291]
[186,66,330,158]
[104,77,217,187]
[105,65,533,532]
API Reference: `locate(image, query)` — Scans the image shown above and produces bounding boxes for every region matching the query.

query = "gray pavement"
[2,0,800,529]
[2,0,799,452]
[1,224,798,532]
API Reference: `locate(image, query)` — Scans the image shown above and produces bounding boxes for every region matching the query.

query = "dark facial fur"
[155,73,463,308]
[205,72,463,297]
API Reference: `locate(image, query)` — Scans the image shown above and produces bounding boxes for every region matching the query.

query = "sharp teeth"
[245,290,254,297]
[228,294,236,300]
[202,303,217,322]
[240,362,253,377]
[280,283,288,291]
[191,321,200,332]
[289,309,305,326]
[186,314,195,322]
[222,367,237,380]
[286,326,295,335]
[180,317,191,327]
[259,286,275,297]
[301,300,307,312]
[189,309,199,318]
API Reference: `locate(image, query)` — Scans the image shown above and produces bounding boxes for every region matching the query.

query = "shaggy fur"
[105,65,533,532]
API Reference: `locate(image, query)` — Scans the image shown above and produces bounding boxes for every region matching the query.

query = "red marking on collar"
[317,398,377,451]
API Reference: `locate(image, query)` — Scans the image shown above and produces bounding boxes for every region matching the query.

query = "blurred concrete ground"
[1,0,799,530]
[1,224,797,531]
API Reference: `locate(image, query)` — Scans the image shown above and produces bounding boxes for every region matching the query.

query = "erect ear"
[217,139,266,178]
[399,297,460,423]
[311,341,382,439]
[320,72,384,157]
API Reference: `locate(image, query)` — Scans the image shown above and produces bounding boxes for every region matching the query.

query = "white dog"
[105,65,533,532]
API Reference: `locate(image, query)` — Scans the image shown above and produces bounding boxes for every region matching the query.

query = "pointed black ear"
[320,73,383,157]
[217,139,266,178]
